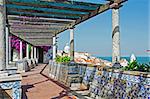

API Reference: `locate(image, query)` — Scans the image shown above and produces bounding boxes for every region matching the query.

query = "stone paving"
[21,64,72,99]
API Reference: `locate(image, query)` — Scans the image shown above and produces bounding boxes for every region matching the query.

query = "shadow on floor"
[51,90,69,99]
[22,72,40,78]
[21,64,71,99]
[0,88,12,99]
[33,79,49,85]
[40,64,70,91]
[21,85,34,99]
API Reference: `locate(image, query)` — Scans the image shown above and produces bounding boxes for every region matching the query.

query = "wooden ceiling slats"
[6,0,100,12]
[6,0,126,46]
[8,15,74,24]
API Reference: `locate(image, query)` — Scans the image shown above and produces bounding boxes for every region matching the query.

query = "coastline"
[97,56,150,64]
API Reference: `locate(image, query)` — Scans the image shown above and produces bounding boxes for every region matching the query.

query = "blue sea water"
[97,57,150,64]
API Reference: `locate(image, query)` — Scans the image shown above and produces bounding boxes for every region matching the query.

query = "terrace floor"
[21,64,72,99]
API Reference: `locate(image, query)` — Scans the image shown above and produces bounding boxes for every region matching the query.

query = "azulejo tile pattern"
[49,62,150,98]
[89,68,150,99]
[0,81,21,99]
[82,66,96,86]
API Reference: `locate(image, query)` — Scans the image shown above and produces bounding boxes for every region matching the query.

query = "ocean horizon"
[97,56,150,64]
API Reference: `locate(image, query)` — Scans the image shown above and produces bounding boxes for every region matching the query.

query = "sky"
[57,0,149,57]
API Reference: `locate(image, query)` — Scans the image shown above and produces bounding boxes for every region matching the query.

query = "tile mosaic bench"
[89,68,150,99]
[0,74,22,99]
[82,66,96,87]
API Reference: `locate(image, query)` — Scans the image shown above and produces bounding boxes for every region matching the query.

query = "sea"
[97,57,150,64]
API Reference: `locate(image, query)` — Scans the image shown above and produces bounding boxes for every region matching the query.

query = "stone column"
[37,48,39,59]
[34,47,37,59]
[19,40,23,60]
[26,44,29,59]
[6,26,9,65]
[31,46,34,59]
[9,36,11,62]
[0,0,6,70]
[70,28,75,61]
[112,8,120,63]
[37,47,39,63]
[52,36,56,60]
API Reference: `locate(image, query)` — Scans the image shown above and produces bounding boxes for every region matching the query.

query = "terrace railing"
[49,60,96,87]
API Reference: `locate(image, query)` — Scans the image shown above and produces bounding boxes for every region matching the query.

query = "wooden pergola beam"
[7,7,87,17]
[12,35,53,39]
[8,20,72,29]
[10,25,65,30]
[75,0,127,25]
[27,42,52,46]
[11,31,56,33]
[12,33,53,46]
[10,28,59,33]
[12,32,54,37]
[24,37,52,39]
[8,20,72,27]
[26,39,52,44]
[8,15,75,23]
[6,0,98,12]
[43,0,100,7]
[6,0,127,47]
[8,10,80,20]
[57,0,127,34]
[32,44,52,46]
[8,20,72,26]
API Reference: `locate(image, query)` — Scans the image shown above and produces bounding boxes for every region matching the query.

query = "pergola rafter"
[6,0,127,46]
[12,33,54,39]
[8,15,75,24]
[10,28,60,32]
[7,4,89,16]
[0,0,128,71]
[12,33,53,46]
[23,39,53,46]
[10,25,65,30]
[8,21,72,27]
[24,37,52,39]
[6,0,100,12]
[12,32,54,37]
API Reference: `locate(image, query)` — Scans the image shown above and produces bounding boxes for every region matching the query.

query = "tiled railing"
[49,61,90,87]
[49,61,150,98]
[89,68,150,99]
[16,58,38,73]
[0,74,22,99]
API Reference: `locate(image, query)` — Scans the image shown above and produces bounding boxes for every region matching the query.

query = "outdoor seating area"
[0,0,149,99]
[0,57,38,99]
[49,61,150,99]
[0,72,22,99]
[15,58,38,72]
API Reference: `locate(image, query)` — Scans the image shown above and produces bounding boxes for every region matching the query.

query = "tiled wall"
[89,68,150,99]
[49,62,150,99]
[0,81,21,99]
[82,66,96,86]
